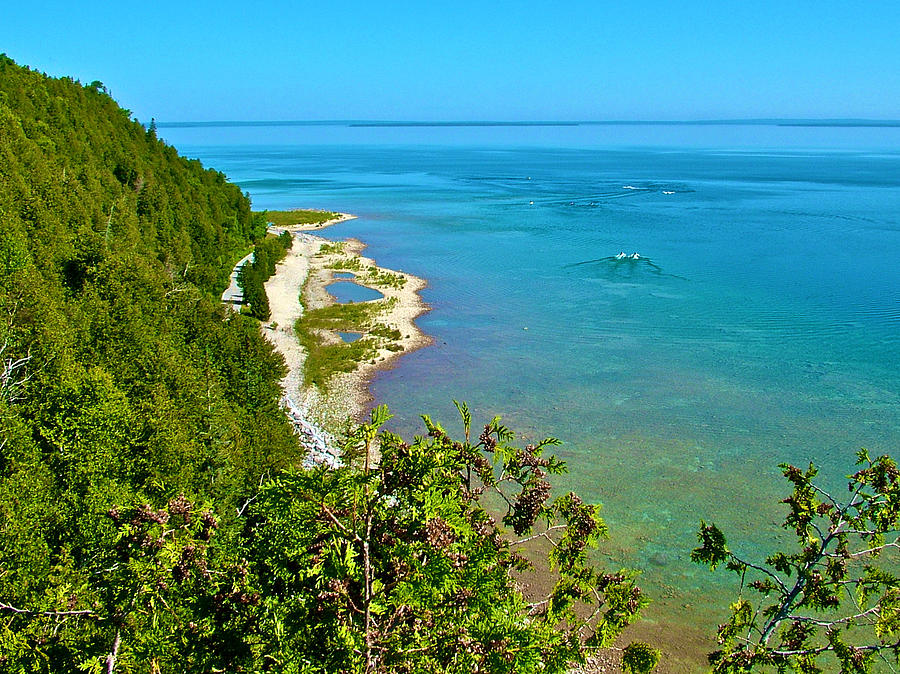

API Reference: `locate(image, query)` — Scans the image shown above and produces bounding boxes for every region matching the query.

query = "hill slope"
[0,55,302,668]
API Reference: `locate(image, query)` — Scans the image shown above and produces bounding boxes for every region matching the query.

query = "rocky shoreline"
[254,218,429,466]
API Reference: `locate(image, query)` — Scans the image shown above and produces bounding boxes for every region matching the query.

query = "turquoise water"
[163,123,900,646]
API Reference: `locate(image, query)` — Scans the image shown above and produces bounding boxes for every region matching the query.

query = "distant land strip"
[776,120,900,127]
[348,121,579,127]
[155,119,900,129]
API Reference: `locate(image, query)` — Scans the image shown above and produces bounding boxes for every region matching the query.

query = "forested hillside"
[0,55,302,668]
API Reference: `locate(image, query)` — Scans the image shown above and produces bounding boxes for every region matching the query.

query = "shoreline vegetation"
[264,208,356,229]
[254,210,430,461]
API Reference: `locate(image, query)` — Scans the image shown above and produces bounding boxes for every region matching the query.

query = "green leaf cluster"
[693,453,900,673]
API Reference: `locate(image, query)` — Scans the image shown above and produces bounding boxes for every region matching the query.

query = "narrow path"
[221,251,253,308]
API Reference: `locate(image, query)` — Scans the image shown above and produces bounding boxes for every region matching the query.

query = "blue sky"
[3,1,899,122]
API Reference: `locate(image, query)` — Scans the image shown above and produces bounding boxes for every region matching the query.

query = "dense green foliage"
[263,209,340,227]
[238,404,653,672]
[0,55,302,669]
[693,452,900,673]
[238,230,293,320]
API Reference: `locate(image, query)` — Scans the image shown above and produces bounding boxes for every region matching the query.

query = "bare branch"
[106,630,121,674]
[770,640,900,658]
[845,539,900,558]
[786,605,881,627]
[492,484,515,510]
[236,494,259,518]
[729,553,790,594]
[810,520,827,542]
[810,483,843,510]
[236,471,271,517]
[510,524,567,546]
[0,342,33,404]
[320,503,363,544]
[526,598,549,612]
[0,601,96,618]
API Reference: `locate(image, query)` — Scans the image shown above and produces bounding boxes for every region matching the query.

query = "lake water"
[325,280,384,304]
[162,122,900,659]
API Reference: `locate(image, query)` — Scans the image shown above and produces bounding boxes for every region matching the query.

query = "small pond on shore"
[326,281,383,304]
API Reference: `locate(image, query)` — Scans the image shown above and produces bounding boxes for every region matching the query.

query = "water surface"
[162,122,900,659]
[326,281,384,303]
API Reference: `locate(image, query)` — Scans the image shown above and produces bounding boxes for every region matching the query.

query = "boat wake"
[566,254,687,280]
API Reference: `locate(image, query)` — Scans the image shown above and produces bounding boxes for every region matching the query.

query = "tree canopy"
[0,55,302,670]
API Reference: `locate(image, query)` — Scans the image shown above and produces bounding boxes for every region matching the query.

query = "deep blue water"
[162,123,900,642]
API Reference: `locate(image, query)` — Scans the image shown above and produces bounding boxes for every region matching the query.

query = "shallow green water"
[164,122,900,649]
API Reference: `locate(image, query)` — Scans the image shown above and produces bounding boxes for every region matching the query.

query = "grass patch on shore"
[296,298,401,390]
[362,266,407,289]
[261,209,341,227]
[300,337,380,390]
[318,241,347,256]
[325,257,363,271]
[322,251,407,289]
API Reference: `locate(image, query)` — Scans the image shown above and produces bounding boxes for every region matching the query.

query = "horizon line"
[155,118,900,129]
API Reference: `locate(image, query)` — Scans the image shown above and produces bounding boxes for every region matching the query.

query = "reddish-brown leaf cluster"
[509,480,551,535]
[479,425,498,451]
[424,516,455,550]
[134,503,169,525]
[168,494,192,523]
